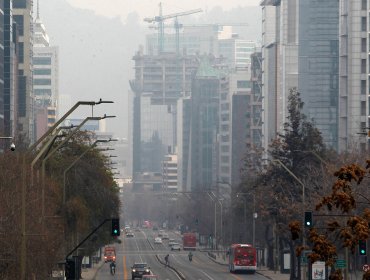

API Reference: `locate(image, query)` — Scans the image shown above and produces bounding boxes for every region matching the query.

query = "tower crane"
[144,2,202,54]
[148,22,248,54]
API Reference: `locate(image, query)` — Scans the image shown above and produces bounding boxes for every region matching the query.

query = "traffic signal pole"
[66,218,111,259]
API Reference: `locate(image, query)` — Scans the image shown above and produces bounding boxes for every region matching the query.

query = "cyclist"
[188,251,193,262]
[110,261,116,275]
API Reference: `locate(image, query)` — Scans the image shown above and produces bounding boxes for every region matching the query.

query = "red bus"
[228,244,257,273]
[183,232,196,250]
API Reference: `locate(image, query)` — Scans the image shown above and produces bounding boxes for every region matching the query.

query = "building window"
[362,0,367,10]
[361,59,367,73]
[237,80,250,88]
[34,88,51,96]
[34,78,51,85]
[13,0,27,8]
[361,17,367,32]
[361,80,366,95]
[33,57,51,65]
[361,101,366,116]
[34,68,51,75]
[13,15,24,36]
[361,38,367,52]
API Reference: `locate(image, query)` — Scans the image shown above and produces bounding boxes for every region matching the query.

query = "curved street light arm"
[28,100,113,153]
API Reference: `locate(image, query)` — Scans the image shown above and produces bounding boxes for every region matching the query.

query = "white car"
[154,237,162,244]
[168,240,177,247]
[170,243,181,251]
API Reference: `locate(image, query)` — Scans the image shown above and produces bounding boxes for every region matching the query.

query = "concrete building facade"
[338,0,369,151]
[261,0,341,152]
[162,154,178,192]
[33,2,59,140]
[13,0,34,143]
[219,68,252,187]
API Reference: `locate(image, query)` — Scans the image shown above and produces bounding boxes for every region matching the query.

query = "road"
[95,229,268,280]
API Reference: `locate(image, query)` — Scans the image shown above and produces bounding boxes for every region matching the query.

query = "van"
[104,246,116,263]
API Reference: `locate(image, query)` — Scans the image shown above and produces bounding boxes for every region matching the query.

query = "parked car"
[131,263,151,279]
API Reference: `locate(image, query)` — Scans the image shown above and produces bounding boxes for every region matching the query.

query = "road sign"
[335,259,346,268]
[363,264,370,272]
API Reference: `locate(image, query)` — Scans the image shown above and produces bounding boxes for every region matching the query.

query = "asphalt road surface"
[95,229,268,280]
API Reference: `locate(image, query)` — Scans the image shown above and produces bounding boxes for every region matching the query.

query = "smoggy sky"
[65,0,262,20]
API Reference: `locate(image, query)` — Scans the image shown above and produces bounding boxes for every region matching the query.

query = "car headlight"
[132,269,136,272]
[145,269,150,272]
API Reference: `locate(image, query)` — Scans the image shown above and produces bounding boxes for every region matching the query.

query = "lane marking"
[122,236,127,280]
[201,270,215,280]
[123,255,127,280]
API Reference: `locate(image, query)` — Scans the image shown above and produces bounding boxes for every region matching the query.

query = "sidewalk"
[205,250,289,280]
[81,259,104,280]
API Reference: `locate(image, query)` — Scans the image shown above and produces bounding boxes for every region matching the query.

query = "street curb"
[91,260,105,280]
[155,254,186,280]
[147,237,186,280]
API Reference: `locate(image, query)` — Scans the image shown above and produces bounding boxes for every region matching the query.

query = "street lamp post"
[236,192,256,247]
[20,99,113,280]
[270,158,306,279]
[41,115,115,218]
[207,192,217,249]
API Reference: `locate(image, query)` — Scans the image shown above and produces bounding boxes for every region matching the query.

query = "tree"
[0,131,120,278]
[289,160,370,280]
[238,88,331,279]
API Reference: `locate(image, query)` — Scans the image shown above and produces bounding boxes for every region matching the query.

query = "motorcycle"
[110,263,116,275]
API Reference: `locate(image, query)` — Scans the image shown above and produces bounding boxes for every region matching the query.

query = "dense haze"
[38,0,261,138]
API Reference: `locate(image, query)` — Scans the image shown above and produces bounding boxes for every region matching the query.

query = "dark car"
[131,263,151,279]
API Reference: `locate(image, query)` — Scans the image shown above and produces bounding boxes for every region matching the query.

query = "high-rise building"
[261,0,340,151]
[129,49,199,189]
[219,68,251,187]
[146,25,256,68]
[0,0,5,136]
[261,0,298,152]
[260,1,277,153]
[218,38,256,68]
[13,0,34,143]
[33,1,59,140]
[338,0,369,151]
[0,1,8,137]
[298,0,339,150]
[178,57,226,191]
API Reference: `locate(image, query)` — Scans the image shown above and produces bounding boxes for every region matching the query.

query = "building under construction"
[129,49,200,190]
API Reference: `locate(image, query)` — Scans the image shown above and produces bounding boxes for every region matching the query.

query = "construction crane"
[144,3,202,54]
[148,22,248,54]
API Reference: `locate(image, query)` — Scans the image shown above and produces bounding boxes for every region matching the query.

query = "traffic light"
[304,211,313,228]
[111,218,120,236]
[359,240,367,256]
[65,259,75,280]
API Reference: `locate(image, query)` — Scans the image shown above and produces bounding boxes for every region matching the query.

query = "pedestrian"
[164,254,169,267]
